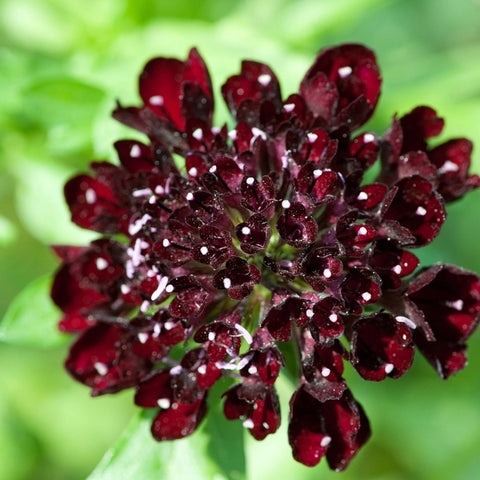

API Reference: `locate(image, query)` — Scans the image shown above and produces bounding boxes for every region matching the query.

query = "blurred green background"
[1,0,480,479]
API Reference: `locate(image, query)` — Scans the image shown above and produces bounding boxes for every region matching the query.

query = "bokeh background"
[1,0,480,479]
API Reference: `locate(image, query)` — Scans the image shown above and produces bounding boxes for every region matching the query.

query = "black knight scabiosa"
[52,44,480,471]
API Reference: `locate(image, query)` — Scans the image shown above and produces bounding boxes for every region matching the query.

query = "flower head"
[53,44,480,471]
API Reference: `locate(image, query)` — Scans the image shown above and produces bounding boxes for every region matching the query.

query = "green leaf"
[88,395,246,480]
[0,275,66,348]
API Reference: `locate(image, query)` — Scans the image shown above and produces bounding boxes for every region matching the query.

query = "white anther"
[149,95,164,106]
[306,309,314,318]
[313,169,323,178]
[251,127,267,140]
[321,436,332,447]
[209,165,217,173]
[241,226,251,235]
[439,160,459,173]
[165,284,174,293]
[283,103,295,112]
[130,144,141,158]
[192,128,203,141]
[363,133,375,143]
[197,365,207,375]
[85,188,96,204]
[416,206,427,216]
[95,257,108,270]
[395,316,417,329]
[392,265,402,274]
[321,367,331,377]
[157,398,171,409]
[243,419,254,429]
[258,74,272,86]
[120,284,131,294]
[248,365,258,375]
[188,167,198,177]
[362,292,372,302]
[307,132,318,143]
[323,268,332,279]
[228,129,237,141]
[94,362,108,375]
[357,191,368,201]
[208,332,216,341]
[132,188,153,197]
[162,238,170,247]
[186,192,194,201]
[329,313,338,323]
[384,363,394,374]
[281,199,291,209]
[223,278,232,289]
[246,177,255,185]
[200,246,209,255]
[338,66,352,77]
[137,332,148,344]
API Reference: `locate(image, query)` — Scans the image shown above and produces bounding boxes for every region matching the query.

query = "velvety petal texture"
[53,44,480,473]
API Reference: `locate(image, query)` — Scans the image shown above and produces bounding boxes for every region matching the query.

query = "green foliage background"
[1,0,480,479]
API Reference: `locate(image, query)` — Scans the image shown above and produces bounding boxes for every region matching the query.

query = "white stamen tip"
[165,284,174,293]
[248,365,258,375]
[228,129,237,141]
[384,363,394,374]
[358,227,368,236]
[439,160,459,173]
[186,192,194,201]
[223,278,232,289]
[95,257,108,270]
[321,436,332,447]
[157,398,171,409]
[283,103,295,112]
[209,165,217,173]
[338,66,352,77]
[188,167,198,177]
[246,177,255,185]
[362,292,372,302]
[170,365,182,375]
[200,246,209,255]
[329,313,338,323]
[313,169,323,178]
[85,188,96,204]
[321,367,331,377]
[416,206,427,216]
[208,332,216,341]
[94,362,108,375]
[258,74,272,86]
[149,95,164,106]
[357,191,368,201]
[130,144,141,158]
[363,133,375,143]
[120,284,131,294]
[137,332,148,344]
[262,422,269,429]
[323,268,332,279]
[243,419,254,429]
[241,226,251,235]
[282,199,291,209]
[450,299,464,311]
[162,238,170,247]
[251,127,266,140]
[197,365,207,375]
[151,276,169,301]
[307,132,318,143]
[393,265,402,275]
[395,316,417,329]
[306,309,314,318]
[192,128,203,141]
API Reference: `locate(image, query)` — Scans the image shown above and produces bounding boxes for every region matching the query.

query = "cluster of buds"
[52,44,480,470]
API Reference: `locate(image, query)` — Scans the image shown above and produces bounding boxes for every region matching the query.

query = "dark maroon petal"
[66,323,151,396]
[341,268,381,313]
[64,175,127,233]
[135,371,172,407]
[299,71,338,122]
[400,106,444,153]
[302,44,381,124]
[300,246,343,292]
[192,226,235,269]
[114,140,155,173]
[310,297,345,339]
[277,202,318,249]
[429,139,480,201]
[214,257,261,300]
[350,184,387,210]
[263,297,309,341]
[222,61,281,121]
[236,214,271,254]
[396,151,437,184]
[323,389,370,472]
[151,393,208,441]
[349,132,379,170]
[240,175,276,214]
[382,175,446,247]
[413,331,467,379]
[351,312,414,381]
[407,264,480,344]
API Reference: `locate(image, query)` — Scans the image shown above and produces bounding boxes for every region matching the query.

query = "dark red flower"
[53,44,479,471]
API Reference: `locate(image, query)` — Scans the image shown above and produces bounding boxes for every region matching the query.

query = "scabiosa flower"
[52,44,480,471]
